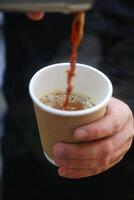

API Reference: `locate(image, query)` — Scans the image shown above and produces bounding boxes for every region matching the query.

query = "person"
[0,11,6,179]
[0,12,7,200]
[1,0,134,199]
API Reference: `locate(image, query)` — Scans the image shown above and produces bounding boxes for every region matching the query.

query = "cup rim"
[29,63,113,117]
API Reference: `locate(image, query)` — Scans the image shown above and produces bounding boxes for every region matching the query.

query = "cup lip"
[29,63,113,117]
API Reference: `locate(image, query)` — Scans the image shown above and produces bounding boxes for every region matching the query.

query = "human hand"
[26,12,45,20]
[53,97,134,179]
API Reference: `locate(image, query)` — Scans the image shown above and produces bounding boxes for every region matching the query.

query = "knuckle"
[102,140,113,157]
[113,119,122,133]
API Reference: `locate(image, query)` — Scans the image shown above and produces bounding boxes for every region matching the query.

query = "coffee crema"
[40,91,95,111]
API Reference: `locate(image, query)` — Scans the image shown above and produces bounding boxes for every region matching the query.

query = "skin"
[26,12,45,21]
[53,97,134,178]
[27,13,134,179]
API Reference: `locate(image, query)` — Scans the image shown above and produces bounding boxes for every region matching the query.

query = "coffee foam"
[40,91,95,111]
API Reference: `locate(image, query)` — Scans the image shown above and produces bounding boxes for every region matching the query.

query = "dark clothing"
[2,2,134,200]
[94,0,134,19]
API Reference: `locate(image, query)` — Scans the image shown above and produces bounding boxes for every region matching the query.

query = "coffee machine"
[0,0,93,13]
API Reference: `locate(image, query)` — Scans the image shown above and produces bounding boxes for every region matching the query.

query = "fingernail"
[58,168,66,177]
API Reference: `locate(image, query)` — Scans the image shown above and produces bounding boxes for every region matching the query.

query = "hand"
[53,97,134,179]
[26,12,45,20]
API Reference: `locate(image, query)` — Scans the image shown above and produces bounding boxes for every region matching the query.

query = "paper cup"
[29,63,113,165]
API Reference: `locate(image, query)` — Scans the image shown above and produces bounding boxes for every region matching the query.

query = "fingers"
[55,138,132,169]
[58,167,97,179]
[55,139,132,179]
[57,150,126,179]
[57,154,126,179]
[53,97,134,178]
[26,12,45,20]
[74,98,133,141]
[53,121,134,160]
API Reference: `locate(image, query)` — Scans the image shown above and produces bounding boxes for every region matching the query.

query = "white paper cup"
[29,63,113,165]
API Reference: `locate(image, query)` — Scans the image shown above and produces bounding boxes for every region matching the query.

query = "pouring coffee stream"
[63,12,85,109]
